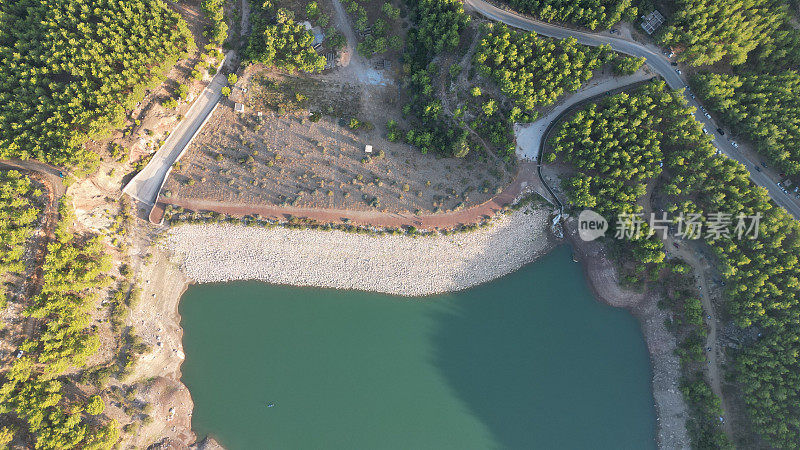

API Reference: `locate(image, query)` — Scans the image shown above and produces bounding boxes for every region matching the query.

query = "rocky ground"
[163,206,555,296]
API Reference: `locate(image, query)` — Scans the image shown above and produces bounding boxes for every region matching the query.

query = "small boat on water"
[266,403,275,408]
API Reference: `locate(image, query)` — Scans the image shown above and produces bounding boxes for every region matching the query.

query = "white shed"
[364,144,373,153]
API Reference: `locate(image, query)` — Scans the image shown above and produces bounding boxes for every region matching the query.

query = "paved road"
[122,65,228,205]
[466,0,800,219]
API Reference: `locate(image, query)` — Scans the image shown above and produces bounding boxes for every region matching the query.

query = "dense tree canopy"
[0,0,193,167]
[402,62,471,157]
[475,24,610,112]
[656,0,788,66]
[500,0,635,29]
[0,171,41,282]
[550,80,800,447]
[406,0,470,60]
[692,71,800,175]
[0,197,119,448]
[749,24,800,71]
[399,0,472,158]
[611,55,645,75]
[201,0,229,44]
[550,85,666,218]
[245,5,326,72]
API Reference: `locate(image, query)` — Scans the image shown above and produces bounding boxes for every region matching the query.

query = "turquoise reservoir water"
[179,246,657,449]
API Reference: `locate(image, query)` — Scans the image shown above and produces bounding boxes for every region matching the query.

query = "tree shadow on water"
[428,247,657,450]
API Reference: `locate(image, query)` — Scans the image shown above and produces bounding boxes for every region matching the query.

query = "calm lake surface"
[180,246,657,449]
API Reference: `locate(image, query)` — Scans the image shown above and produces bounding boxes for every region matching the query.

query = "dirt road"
[157,161,548,227]
[668,238,733,437]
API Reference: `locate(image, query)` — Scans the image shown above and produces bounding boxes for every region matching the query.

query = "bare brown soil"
[162,64,513,216]
[161,161,544,229]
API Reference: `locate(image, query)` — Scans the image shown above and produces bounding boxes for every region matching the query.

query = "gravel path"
[164,207,555,296]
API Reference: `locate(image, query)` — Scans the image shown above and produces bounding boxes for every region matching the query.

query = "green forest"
[748,24,800,72]
[548,80,800,447]
[400,0,473,158]
[400,12,613,160]
[656,0,788,66]
[245,4,327,72]
[0,199,119,448]
[500,0,635,29]
[0,0,193,168]
[692,71,800,176]
[0,171,42,283]
[475,24,610,112]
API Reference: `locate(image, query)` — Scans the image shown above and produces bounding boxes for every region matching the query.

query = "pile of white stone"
[164,208,554,297]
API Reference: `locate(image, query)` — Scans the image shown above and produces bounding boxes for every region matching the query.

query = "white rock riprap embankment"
[164,208,555,296]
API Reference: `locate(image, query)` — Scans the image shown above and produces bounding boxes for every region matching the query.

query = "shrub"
[176,84,189,100]
[306,1,319,19]
[85,395,105,415]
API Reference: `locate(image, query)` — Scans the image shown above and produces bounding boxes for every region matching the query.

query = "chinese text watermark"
[578,210,761,242]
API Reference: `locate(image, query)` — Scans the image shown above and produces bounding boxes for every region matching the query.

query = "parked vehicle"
[755,165,761,172]
[675,69,682,74]
[703,128,708,134]
[704,112,712,119]
[671,62,678,66]
[731,141,739,148]
[717,128,725,135]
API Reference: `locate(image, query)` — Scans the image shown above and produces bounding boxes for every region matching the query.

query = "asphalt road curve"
[465,0,800,219]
